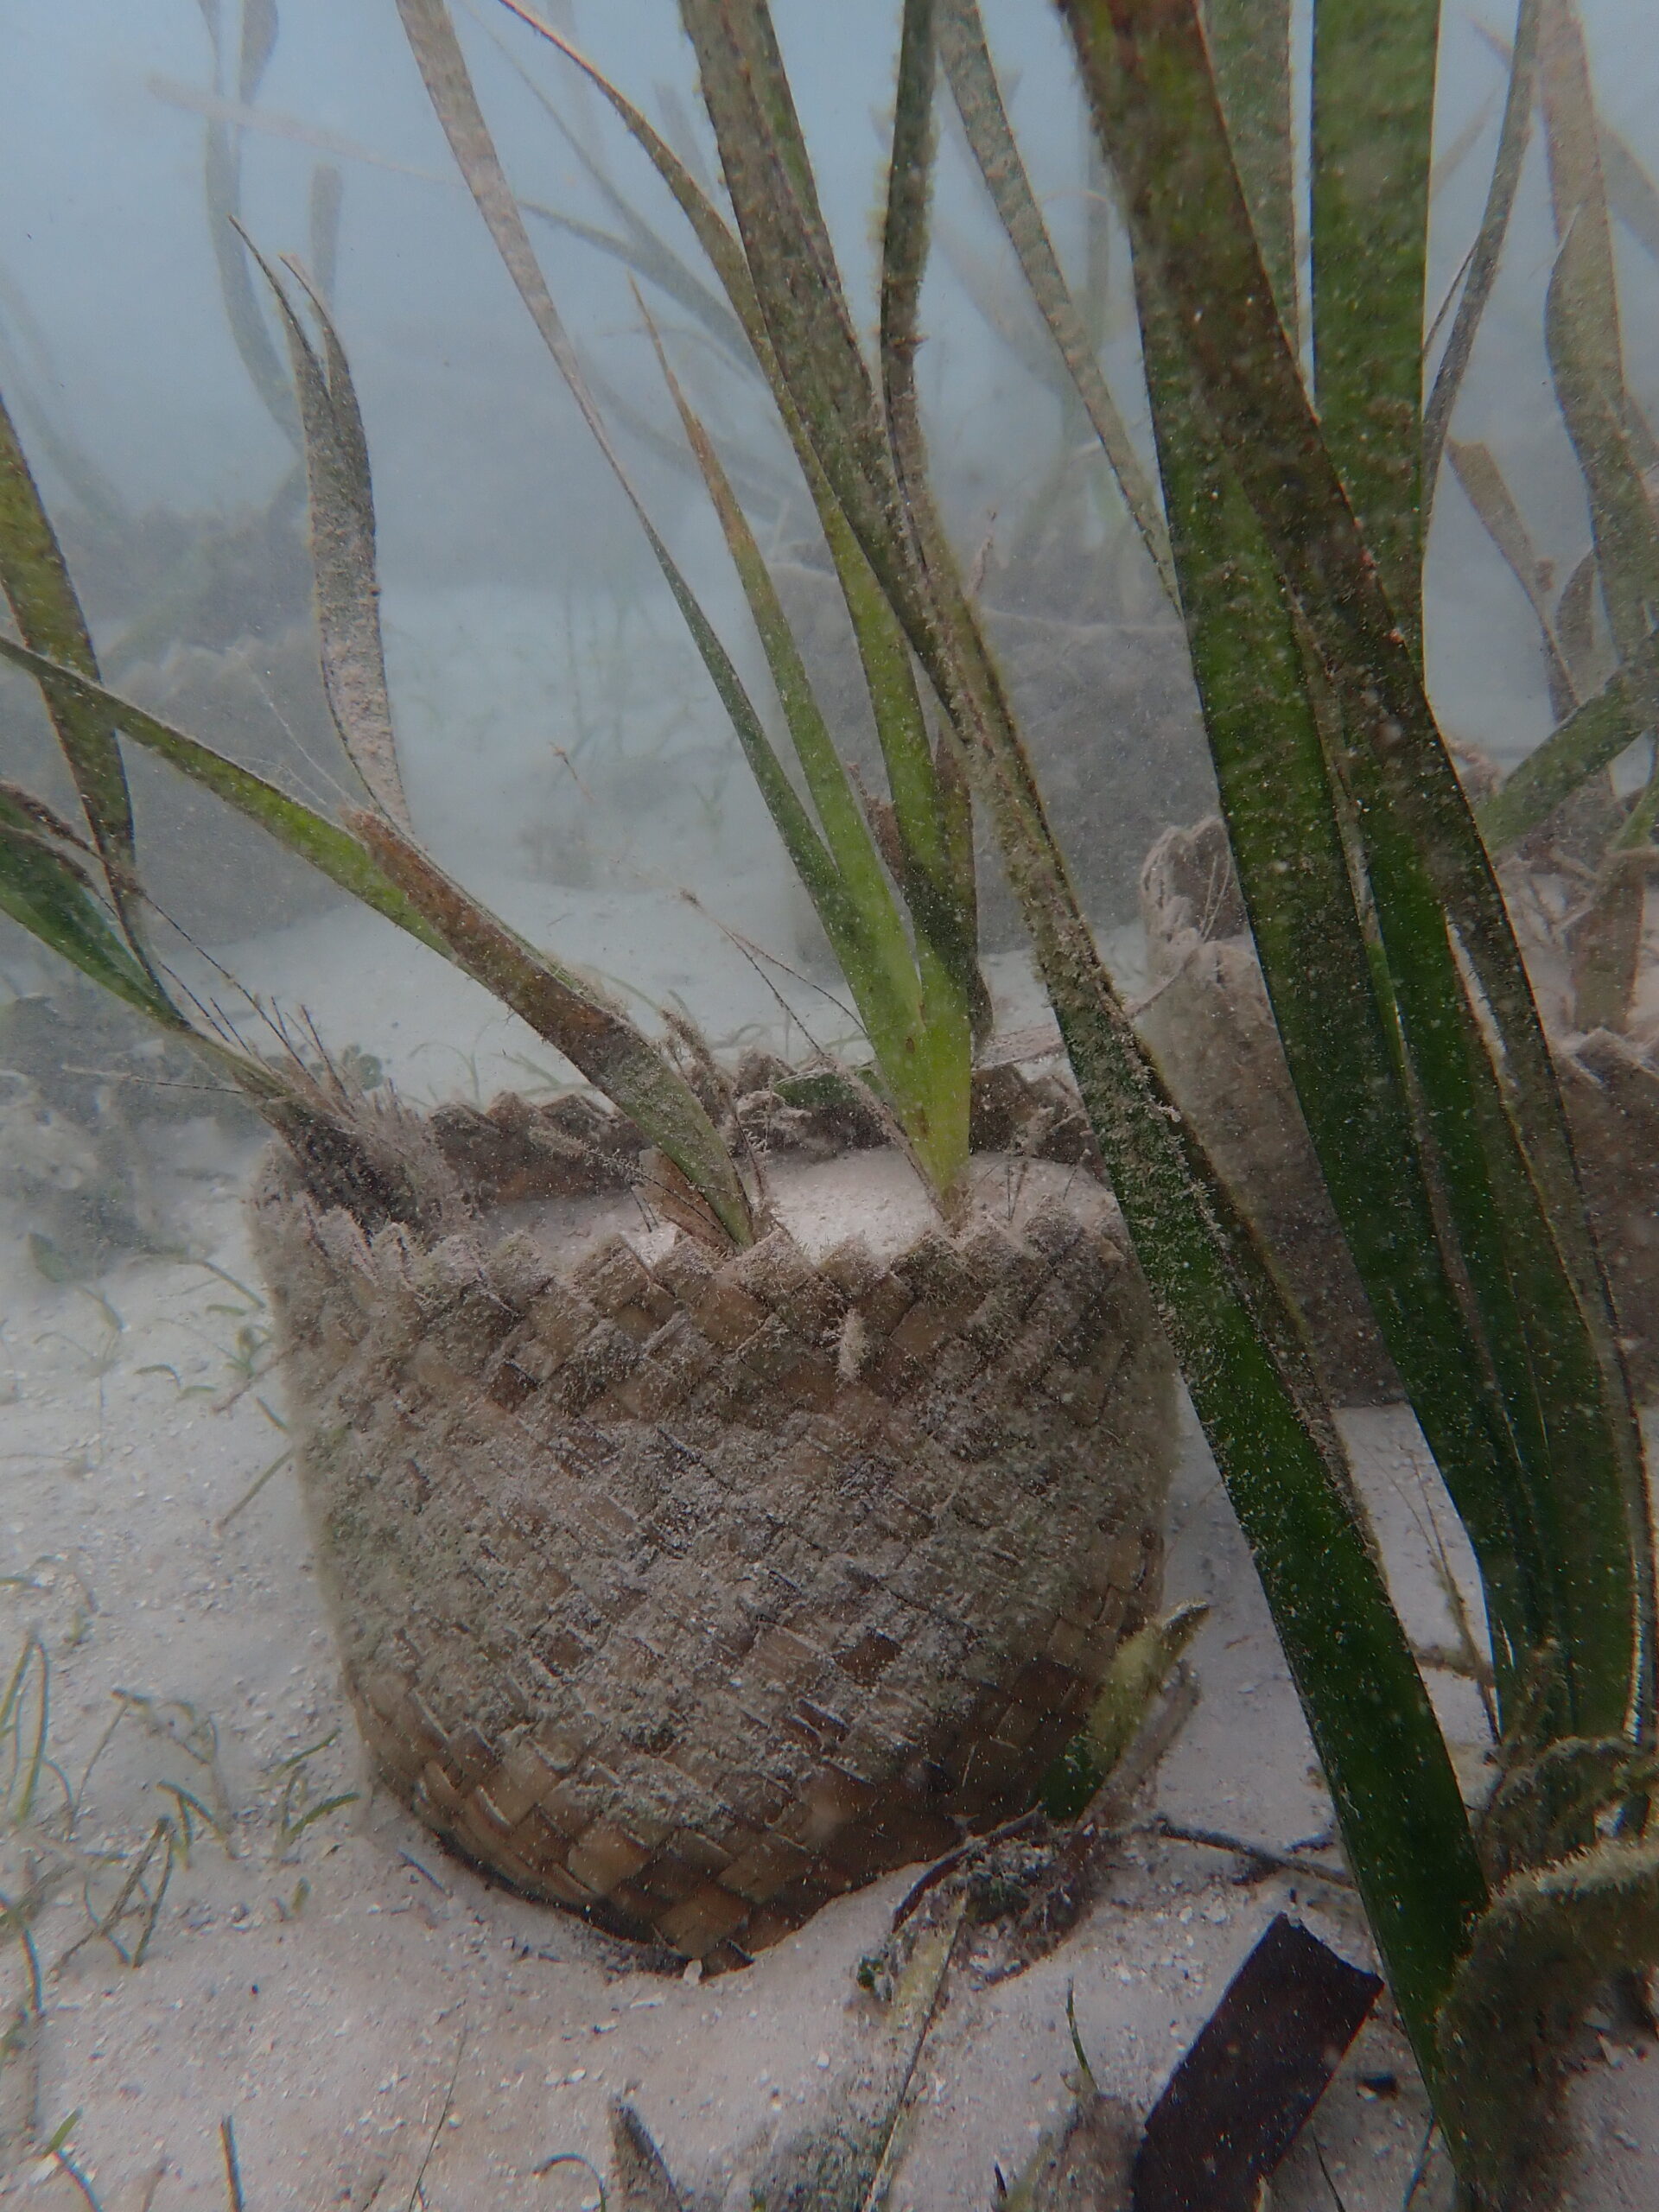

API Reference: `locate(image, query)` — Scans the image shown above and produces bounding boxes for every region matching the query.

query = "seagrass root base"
[253,1108,1175,1968]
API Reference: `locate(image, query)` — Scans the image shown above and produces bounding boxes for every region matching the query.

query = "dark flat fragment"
[607,2101,687,2212]
[1132,1913,1382,2212]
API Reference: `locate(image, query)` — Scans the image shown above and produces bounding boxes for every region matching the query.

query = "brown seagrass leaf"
[350,812,755,1249]
[491,0,771,367]
[307,161,343,305]
[234,227,411,833]
[1423,0,1541,514]
[1002,2074,1134,2211]
[677,0,927,638]
[467,4,753,372]
[1556,547,1601,685]
[237,0,278,106]
[486,0,986,1057]
[1537,0,1659,1026]
[1448,436,1577,717]
[1604,124,1659,266]
[939,0,1174,599]
[392,0,791,779]
[1538,0,1659,661]
[0,781,101,866]
[200,4,299,450]
[1546,216,1659,658]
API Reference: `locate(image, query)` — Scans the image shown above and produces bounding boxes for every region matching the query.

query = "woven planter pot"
[251,1078,1175,1969]
[1137,818,1659,1402]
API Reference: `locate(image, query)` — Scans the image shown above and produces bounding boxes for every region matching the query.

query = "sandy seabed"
[1,891,1656,2211]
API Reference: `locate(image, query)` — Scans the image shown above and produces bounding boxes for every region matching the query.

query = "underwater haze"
[0,2,1655,953]
[3,5,1659,2209]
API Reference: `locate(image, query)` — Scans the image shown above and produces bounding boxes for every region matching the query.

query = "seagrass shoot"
[3,1,1658,2201]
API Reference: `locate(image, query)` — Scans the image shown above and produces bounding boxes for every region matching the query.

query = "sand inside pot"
[493,1146,1110,1276]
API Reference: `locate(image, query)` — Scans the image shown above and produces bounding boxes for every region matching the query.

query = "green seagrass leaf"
[1135,260,1554,1713]
[495,0,988,1052]
[641,316,935,1089]
[0,626,754,1243]
[1478,629,1659,849]
[1603,124,1659,267]
[399,0,983,1198]
[0,795,175,1025]
[0,780,340,1141]
[676,0,932,648]
[0,391,151,963]
[1062,0,1648,1759]
[1041,1600,1209,1820]
[1201,0,1294,345]
[471,8,753,372]
[1536,0,1659,703]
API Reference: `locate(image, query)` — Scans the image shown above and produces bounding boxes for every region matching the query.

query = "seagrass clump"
[251,1077,1175,1969]
[1137,818,1659,1402]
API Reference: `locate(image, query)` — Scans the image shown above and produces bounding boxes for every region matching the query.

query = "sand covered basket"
[1136,817,1659,1403]
[251,1077,1176,1969]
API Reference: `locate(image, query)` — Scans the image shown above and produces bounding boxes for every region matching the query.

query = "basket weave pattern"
[253,1124,1173,1968]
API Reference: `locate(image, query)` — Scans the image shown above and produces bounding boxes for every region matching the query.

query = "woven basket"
[251,1082,1175,1969]
[1137,818,1659,1402]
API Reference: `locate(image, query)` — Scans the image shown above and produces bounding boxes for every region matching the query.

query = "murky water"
[3,5,1659,2207]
